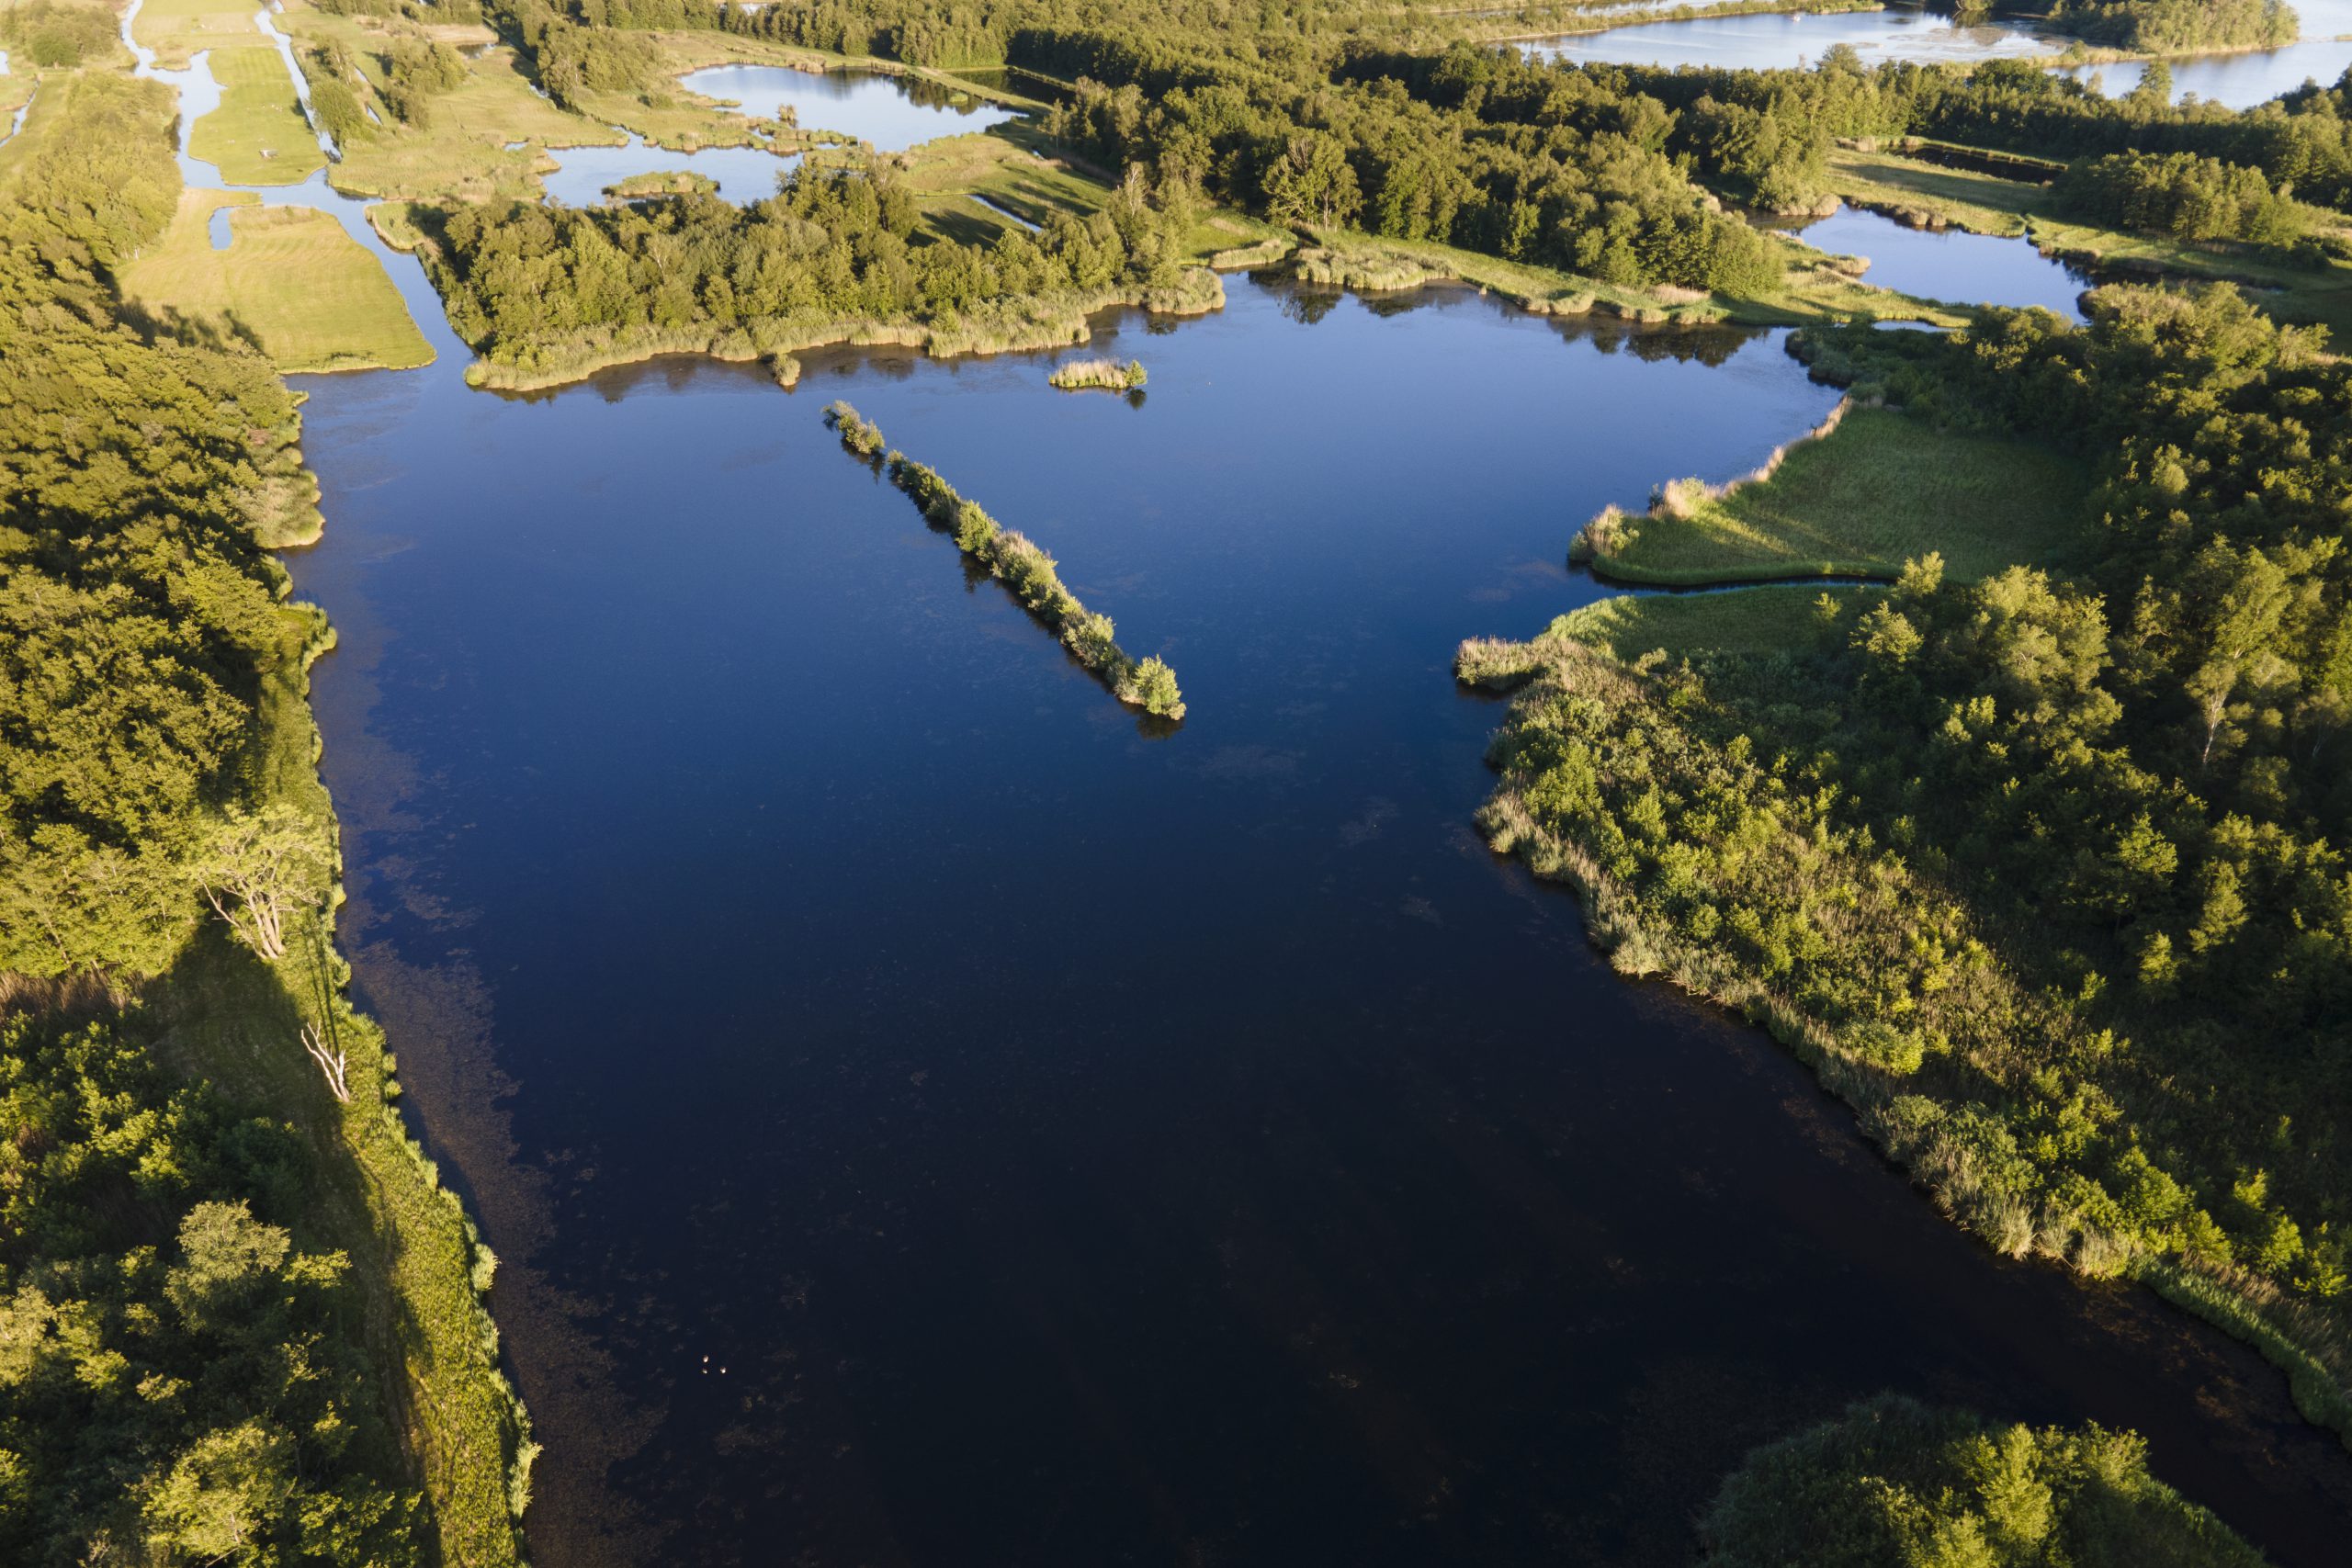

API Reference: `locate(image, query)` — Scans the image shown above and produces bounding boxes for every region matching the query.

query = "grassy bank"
[124,188,433,371]
[827,400,1187,719]
[1572,402,2092,585]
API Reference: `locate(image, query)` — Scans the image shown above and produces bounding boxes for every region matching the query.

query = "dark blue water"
[285,277,2352,1567]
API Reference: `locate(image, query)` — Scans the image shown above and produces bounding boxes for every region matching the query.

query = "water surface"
[539,133,799,207]
[283,279,2352,1567]
[1788,202,2091,318]
[683,62,1016,148]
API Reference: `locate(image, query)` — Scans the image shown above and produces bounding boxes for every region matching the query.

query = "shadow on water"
[277,276,2352,1567]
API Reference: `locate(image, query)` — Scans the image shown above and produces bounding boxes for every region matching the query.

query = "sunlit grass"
[123,187,431,371]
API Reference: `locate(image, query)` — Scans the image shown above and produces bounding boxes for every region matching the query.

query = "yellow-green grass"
[1825,145,2352,343]
[124,188,430,370]
[1555,585,1871,660]
[1454,583,1875,691]
[131,0,265,66]
[187,42,326,185]
[1583,405,2090,586]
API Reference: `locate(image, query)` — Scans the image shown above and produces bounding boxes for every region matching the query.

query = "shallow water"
[682,63,1016,149]
[278,278,2352,1567]
[1787,203,2091,319]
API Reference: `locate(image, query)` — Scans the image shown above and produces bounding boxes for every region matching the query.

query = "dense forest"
[1467,283,2352,1433]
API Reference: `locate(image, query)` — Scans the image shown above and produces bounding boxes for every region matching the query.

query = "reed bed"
[1048,356,1147,391]
[822,401,1185,719]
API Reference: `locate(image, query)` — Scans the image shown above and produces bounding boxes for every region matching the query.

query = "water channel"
[109,8,2352,1562]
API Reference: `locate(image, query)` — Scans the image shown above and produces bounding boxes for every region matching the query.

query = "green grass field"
[123,188,431,371]
[187,42,326,186]
[1553,584,1872,660]
[1584,404,2091,585]
[130,0,259,65]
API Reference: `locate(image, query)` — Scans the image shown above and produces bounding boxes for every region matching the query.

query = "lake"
[281,277,2352,1565]
[121,15,2352,1565]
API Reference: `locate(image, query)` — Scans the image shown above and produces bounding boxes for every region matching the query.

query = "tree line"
[0,73,446,1563]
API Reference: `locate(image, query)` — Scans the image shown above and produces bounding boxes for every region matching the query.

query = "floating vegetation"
[823,401,1185,719]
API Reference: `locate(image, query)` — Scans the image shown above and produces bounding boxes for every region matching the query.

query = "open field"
[1577,404,2091,585]
[1557,584,1873,661]
[130,0,263,65]
[187,39,326,185]
[1825,145,2352,343]
[123,187,431,370]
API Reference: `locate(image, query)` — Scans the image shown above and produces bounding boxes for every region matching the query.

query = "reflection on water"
[1786,203,2091,319]
[683,63,1017,149]
[280,277,2352,1568]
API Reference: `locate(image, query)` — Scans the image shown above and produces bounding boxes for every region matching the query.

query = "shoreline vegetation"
[1700,1393,2269,1565]
[0,69,527,1565]
[1459,288,2352,1455]
[824,400,1188,719]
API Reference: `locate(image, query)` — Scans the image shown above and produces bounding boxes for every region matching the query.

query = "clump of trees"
[2054,150,2308,245]
[1700,1394,2267,1566]
[0,0,119,66]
